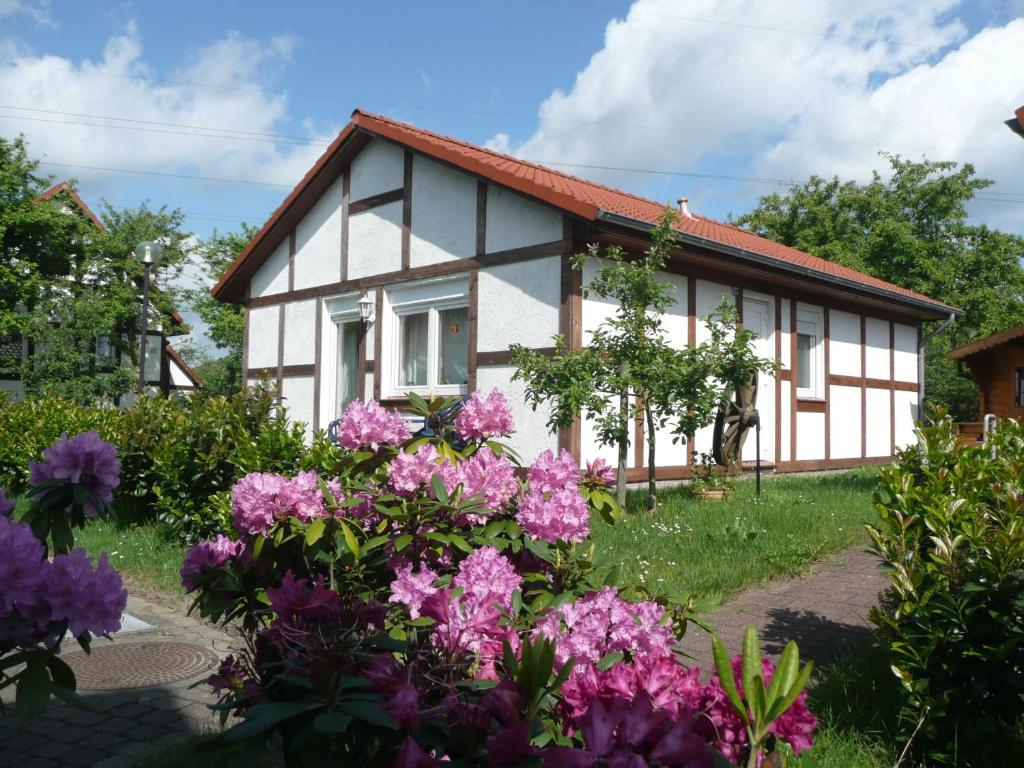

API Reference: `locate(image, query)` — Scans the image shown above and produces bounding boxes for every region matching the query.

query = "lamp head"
[133,241,163,265]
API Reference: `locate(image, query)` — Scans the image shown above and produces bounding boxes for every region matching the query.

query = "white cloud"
[0,25,334,195]
[0,0,51,25]
[505,0,1024,231]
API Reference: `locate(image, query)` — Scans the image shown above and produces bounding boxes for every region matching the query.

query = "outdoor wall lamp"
[357,293,376,325]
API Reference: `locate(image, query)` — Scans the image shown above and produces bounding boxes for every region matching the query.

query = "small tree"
[513,208,772,511]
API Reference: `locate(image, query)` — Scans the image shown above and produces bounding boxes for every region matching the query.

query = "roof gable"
[35,182,106,232]
[211,109,952,315]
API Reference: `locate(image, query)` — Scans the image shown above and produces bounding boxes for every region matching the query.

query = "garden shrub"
[868,413,1024,760]
[183,390,817,766]
[0,386,309,542]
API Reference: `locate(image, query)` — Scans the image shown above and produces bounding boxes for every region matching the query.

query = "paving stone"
[121,721,176,741]
[80,731,127,750]
[6,757,60,768]
[60,747,109,766]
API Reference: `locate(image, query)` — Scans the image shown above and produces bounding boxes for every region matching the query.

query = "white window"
[324,294,364,417]
[385,277,469,397]
[796,306,824,399]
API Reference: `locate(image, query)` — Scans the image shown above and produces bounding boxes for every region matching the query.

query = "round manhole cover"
[62,642,221,690]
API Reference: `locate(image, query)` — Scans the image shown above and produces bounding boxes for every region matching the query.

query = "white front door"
[741,296,775,463]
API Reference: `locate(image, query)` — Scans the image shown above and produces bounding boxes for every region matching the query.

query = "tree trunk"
[616,361,629,507]
[644,396,656,512]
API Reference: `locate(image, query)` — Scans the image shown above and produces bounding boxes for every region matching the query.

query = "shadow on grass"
[761,608,873,664]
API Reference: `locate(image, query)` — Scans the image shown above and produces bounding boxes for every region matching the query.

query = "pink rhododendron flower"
[30,430,120,517]
[337,399,411,451]
[516,486,590,543]
[696,656,816,761]
[455,389,514,440]
[389,444,442,495]
[267,570,342,629]
[231,471,328,535]
[527,449,580,494]
[180,535,247,591]
[583,458,615,486]
[458,447,519,512]
[389,563,440,619]
[0,487,13,517]
[452,546,522,613]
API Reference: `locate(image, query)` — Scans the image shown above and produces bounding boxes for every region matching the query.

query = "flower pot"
[694,488,727,501]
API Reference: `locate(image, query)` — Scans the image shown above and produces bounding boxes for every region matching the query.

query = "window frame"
[384,277,470,399]
[795,305,824,400]
[323,292,363,421]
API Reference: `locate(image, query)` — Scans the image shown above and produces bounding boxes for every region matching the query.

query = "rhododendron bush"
[1,431,127,717]
[184,391,815,766]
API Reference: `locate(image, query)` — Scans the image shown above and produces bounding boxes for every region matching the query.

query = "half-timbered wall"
[576,268,922,477]
[244,137,564,453]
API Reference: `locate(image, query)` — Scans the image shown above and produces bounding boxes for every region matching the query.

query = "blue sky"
[1,0,1022,350]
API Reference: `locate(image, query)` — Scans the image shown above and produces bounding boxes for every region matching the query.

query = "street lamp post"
[133,241,162,391]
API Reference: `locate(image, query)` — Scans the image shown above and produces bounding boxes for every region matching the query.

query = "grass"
[591,469,879,599]
[128,734,282,768]
[75,517,189,595]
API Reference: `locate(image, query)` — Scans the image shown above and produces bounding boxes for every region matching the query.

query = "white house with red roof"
[212,109,955,476]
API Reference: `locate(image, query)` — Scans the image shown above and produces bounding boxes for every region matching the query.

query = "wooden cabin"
[948,325,1024,438]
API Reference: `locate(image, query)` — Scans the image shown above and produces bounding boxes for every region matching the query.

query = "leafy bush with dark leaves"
[868,413,1024,761]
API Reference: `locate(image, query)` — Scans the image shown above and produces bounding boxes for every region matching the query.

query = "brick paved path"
[0,593,236,768]
[680,546,887,670]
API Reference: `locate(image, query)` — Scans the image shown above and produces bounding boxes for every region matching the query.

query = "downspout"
[918,312,956,423]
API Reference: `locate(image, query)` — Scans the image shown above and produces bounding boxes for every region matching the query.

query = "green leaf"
[304,518,326,546]
[46,656,76,692]
[338,521,360,559]
[338,701,398,730]
[766,661,815,723]
[431,474,449,503]
[596,651,624,671]
[741,626,763,720]
[313,711,352,734]
[766,641,799,712]
[16,660,51,718]
[711,635,748,726]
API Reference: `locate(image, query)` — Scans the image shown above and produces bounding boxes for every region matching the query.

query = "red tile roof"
[212,109,953,314]
[35,181,106,232]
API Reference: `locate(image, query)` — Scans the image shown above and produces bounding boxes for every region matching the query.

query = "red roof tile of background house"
[212,108,954,313]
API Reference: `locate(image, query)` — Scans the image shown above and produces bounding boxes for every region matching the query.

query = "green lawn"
[592,469,878,600]
[76,517,189,595]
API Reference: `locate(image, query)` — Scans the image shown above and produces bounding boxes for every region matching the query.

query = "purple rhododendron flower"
[46,549,126,638]
[454,389,515,441]
[180,535,247,591]
[337,399,411,451]
[583,458,615,486]
[0,514,47,620]
[267,570,342,628]
[516,486,590,543]
[30,430,120,517]
[231,471,328,535]
[0,486,13,517]
[389,563,440,619]
[527,449,580,494]
[458,447,520,513]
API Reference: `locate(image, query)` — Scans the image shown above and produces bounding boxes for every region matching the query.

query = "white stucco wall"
[779,380,792,461]
[865,388,892,456]
[409,155,476,267]
[283,300,317,366]
[281,376,315,442]
[893,323,918,382]
[894,390,919,448]
[350,138,404,200]
[251,239,290,298]
[169,358,194,388]
[829,309,861,376]
[294,175,343,290]
[796,412,826,460]
[475,364,559,463]
[349,202,403,279]
[864,317,890,379]
[478,255,562,352]
[694,279,733,343]
[829,385,862,459]
[484,185,562,254]
[247,306,279,369]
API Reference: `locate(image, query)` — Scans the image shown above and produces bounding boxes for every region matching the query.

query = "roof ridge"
[353,108,690,219]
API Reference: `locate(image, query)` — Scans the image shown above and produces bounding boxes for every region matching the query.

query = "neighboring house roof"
[1006,105,1024,138]
[35,181,107,232]
[211,109,954,315]
[948,325,1024,360]
[166,343,201,387]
